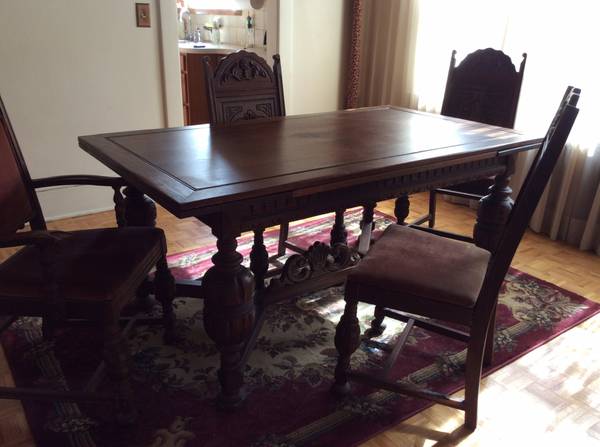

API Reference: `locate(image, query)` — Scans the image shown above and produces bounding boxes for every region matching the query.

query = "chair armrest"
[0,230,71,249]
[32,176,128,228]
[407,224,474,244]
[32,175,126,189]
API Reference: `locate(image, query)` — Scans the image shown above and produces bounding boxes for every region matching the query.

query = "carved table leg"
[277,222,290,257]
[330,209,348,246]
[123,186,157,227]
[202,230,255,409]
[394,194,410,225]
[250,228,269,290]
[473,172,514,252]
[358,202,376,255]
[332,298,361,396]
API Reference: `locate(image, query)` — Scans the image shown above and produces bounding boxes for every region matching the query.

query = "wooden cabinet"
[180,52,227,125]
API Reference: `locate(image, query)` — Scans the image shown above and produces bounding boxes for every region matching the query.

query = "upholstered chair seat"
[0,227,165,309]
[348,224,490,312]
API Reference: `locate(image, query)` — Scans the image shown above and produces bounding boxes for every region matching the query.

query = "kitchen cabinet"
[180,52,227,125]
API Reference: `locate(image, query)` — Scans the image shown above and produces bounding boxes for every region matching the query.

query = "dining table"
[78,106,541,408]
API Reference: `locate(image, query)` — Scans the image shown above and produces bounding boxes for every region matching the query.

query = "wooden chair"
[332,87,580,431]
[0,95,176,422]
[203,50,348,265]
[413,48,527,231]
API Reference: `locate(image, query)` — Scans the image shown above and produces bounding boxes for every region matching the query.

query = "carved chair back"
[0,96,45,237]
[441,48,527,128]
[477,87,580,319]
[203,50,286,124]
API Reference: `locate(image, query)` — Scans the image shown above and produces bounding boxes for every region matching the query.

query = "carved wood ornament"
[268,241,360,289]
[204,50,285,125]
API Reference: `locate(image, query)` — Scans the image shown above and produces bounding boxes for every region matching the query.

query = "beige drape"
[357,0,419,108]
[514,145,600,255]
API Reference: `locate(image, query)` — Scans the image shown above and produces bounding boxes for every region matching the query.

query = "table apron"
[198,155,509,233]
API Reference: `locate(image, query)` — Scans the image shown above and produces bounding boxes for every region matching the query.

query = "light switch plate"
[136,3,151,28]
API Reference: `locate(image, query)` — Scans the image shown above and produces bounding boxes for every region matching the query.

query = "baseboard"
[36,184,116,222]
[44,206,115,222]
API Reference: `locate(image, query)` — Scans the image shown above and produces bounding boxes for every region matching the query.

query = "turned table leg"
[123,186,157,227]
[202,229,255,409]
[250,228,269,290]
[358,202,376,255]
[394,194,410,225]
[330,209,348,246]
[473,172,514,252]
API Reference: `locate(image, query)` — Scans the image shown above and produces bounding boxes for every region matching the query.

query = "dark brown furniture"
[78,106,541,409]
[203,49,348,259]
[0,95,176,422]
[332,87,579,430]
[181,51,228,125]
[204,50,285,124]
[413,48,527,230]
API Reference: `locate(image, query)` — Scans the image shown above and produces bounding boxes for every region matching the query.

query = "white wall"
[279,0,349,115]
[0,0,166,219]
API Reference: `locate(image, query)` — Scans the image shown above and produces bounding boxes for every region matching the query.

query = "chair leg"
[103,315,136,425]
[250,228,269,291]
[463,325,489,431]
[428,190,437,228]
[330,209,348,245]
[394,195,410,225]
[155,257,177,344]
[135,277,155,311]
[364,305,386,338]
[332,298,361,396]
[277,222,289,257]
[483,305,497,366]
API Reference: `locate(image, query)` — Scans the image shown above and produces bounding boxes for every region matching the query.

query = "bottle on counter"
[245,12,254,48]
[213,18,222,45]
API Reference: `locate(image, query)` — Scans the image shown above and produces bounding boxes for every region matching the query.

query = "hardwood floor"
[0,193,598,446]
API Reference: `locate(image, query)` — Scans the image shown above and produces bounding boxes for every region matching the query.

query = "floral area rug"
[2,209,599,447]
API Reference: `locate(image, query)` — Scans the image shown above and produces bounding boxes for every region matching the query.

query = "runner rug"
[2,209,599,446]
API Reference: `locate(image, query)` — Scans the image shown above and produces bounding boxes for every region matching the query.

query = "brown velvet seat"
[348,224,490,310]
[0,94,176,423]
[332,87,580,432]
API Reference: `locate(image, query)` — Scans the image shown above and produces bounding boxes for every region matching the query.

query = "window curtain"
[354,0,600,256]
[356,0,419,109]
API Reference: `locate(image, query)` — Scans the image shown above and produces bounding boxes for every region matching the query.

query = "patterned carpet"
[2,209,599,446]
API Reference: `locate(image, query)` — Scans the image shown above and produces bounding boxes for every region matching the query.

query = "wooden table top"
[78,106,541,217]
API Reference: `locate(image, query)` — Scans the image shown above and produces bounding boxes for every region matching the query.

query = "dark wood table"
[79,106,541,408]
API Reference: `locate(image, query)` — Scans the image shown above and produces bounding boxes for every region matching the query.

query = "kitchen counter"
[178,41,266,58]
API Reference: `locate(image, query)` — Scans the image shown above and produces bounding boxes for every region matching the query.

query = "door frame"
[157,0,280,128]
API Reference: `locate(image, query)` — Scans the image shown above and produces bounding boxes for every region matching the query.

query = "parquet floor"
[0,193,599,446]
